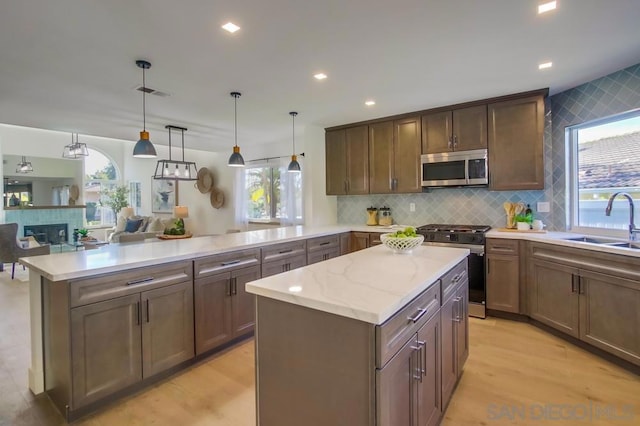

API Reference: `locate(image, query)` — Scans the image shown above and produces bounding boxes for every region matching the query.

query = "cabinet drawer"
[487,239,519,255]
[376,281,440,369]
[307,235,339,252]
[441,260,468,304]
[307,247,340,265]
[262,240,307,263]
[70,261,193,308]
[261,254,307,278]
[194,248,261,278]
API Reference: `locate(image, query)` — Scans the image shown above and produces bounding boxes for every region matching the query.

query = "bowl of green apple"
[380,227,424,254]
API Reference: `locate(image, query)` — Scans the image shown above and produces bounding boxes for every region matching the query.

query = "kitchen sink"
[562,236,620,244]
[604,242,640,250]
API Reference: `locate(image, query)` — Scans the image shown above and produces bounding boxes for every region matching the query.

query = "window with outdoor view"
[245,164,303,223]
[569,111,640,235]
[83,149,120,226]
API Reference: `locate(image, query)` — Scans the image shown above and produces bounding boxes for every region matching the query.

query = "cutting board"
[496,228,547,233]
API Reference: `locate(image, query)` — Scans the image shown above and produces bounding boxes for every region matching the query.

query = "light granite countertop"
[486,229,640,258]
[246,244,469,324]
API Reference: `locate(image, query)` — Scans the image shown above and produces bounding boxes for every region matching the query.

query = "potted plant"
[101,185,129,217]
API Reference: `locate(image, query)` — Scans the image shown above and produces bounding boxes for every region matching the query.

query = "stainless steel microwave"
[421,149,488,187]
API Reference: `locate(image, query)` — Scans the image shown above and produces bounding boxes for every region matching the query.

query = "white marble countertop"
[486,229,640,258]
[246,244,469,324]
[20,225,352,281]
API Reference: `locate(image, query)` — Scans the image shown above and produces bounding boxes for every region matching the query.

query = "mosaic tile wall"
[337,63,640,230]
[5,208,84,243]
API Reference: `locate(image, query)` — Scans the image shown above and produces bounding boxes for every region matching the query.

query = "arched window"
[83,149,120,226]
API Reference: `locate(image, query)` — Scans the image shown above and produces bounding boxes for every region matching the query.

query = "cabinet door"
[71,294,142,408]
[529,259,580,338]
[231,265,261,337]
[351,232,370,252]
[346,125,370,194]
[488,95,544,190]
[377,336,418,426]
[455,282,469,373]
[394,117,422,193]
[452,105,487,151]
[486,254,519,313]
[579,270,640,366]
[194,272,233,354]
[417,314,441,426]
[325,129,347,195]
[440,295,456,409]
[141,281,194,378]
[261,254,307,278]
[369,232,383,246]
[369,121,394,194]
[421,111,452,153]
[339,232,352,255]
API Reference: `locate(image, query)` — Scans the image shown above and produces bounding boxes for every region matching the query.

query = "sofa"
[108,215,176,243]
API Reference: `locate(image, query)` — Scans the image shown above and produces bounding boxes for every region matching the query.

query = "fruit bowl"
[380,233,424,254]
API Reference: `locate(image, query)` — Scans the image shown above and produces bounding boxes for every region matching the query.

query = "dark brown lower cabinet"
[194,265,260,355]
[351,232,371,252]
[441,279,468,409]
[417,313,441,426]
[377,337,414,426]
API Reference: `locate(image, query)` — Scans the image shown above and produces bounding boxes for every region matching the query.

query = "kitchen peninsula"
[20,225,469,422]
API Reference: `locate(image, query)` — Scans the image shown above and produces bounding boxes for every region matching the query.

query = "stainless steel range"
[416,224,491,319]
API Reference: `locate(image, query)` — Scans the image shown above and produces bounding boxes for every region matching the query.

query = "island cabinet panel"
[194,252,261,355]
[351,232,371,252]
[70,294,142,409]
[307,235,340,265]
[339,232,352,255]
[261,240,307,277]
[44,261,196,419]
[254,259,468,426]
[488,95,544,190]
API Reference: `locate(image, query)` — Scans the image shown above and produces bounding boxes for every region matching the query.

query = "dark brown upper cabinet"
[421,105,487,154]
[325,126,369,195]
[488,95,544,190]
[369,116,421,194]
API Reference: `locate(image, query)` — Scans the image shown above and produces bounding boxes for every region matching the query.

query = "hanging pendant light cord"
[142,67,146,132]
[234,95,238,148]
[292,113,296,154]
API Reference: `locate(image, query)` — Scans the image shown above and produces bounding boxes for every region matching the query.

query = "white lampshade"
[120,207,135,218]
[174,206,189,218]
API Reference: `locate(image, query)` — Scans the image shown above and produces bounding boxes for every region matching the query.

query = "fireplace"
[24,224,68,245]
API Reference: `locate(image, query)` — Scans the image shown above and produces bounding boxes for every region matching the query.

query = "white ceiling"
[1,0,639,153]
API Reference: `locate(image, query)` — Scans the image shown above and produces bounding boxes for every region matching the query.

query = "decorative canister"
[366,207,378,226]
[379,206,393,226]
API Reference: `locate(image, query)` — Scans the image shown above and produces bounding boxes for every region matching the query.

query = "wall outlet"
[409,203,416,212]
[537,201,550,213]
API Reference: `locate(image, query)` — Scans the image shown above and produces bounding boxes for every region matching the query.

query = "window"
[568,111,640,236]
[244,163,303,224]
[83,149,120,226]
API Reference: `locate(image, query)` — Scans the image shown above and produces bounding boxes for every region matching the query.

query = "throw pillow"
[115,215,127,233]
[147,217,165,233]
[138,216,151,232]
[124,218,144,233]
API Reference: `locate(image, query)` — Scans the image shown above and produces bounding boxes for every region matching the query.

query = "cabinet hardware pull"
[408,307,428,323]
[411,345,422,380]
[452,273,461,284]
[571,274,577,293]
[232,278,238,295]
[452,298,461,322]
[578,276,584,295]
[453,135,458,148]
[227,281,232,297]
[136,301,141,325]
[221,260,241,266]
[319,241,331,246]
[127,276,154,286]
[448,137,453,150]
[417,340,426,382]
[146,299,150,323]
[279,249,293,254]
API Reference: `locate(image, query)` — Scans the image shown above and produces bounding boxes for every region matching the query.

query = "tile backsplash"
[337,62,640,231]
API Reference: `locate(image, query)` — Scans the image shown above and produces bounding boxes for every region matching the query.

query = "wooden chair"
[0,223,51,279]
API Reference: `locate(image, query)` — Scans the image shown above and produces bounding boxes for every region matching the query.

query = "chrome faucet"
[605,192,639,241]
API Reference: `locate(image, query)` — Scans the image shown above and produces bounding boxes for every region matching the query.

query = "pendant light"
[287,111,301,173]
[16,156,33,173]
[62,133,89,159]
[227,92,245,167]
[133,60,157,158]
[152,125,198,181]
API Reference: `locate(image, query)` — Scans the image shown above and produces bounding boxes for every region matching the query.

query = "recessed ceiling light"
[538,1,557,14]
[365,100,376,106]
[222,22,240,33]
[538,61,553,70]
[314,73,328,80]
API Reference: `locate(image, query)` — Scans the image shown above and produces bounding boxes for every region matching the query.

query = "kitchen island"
[247,244,470,426]
[20,225,468,422]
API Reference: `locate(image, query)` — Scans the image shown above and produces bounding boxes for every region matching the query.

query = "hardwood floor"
[1,265,638,425]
